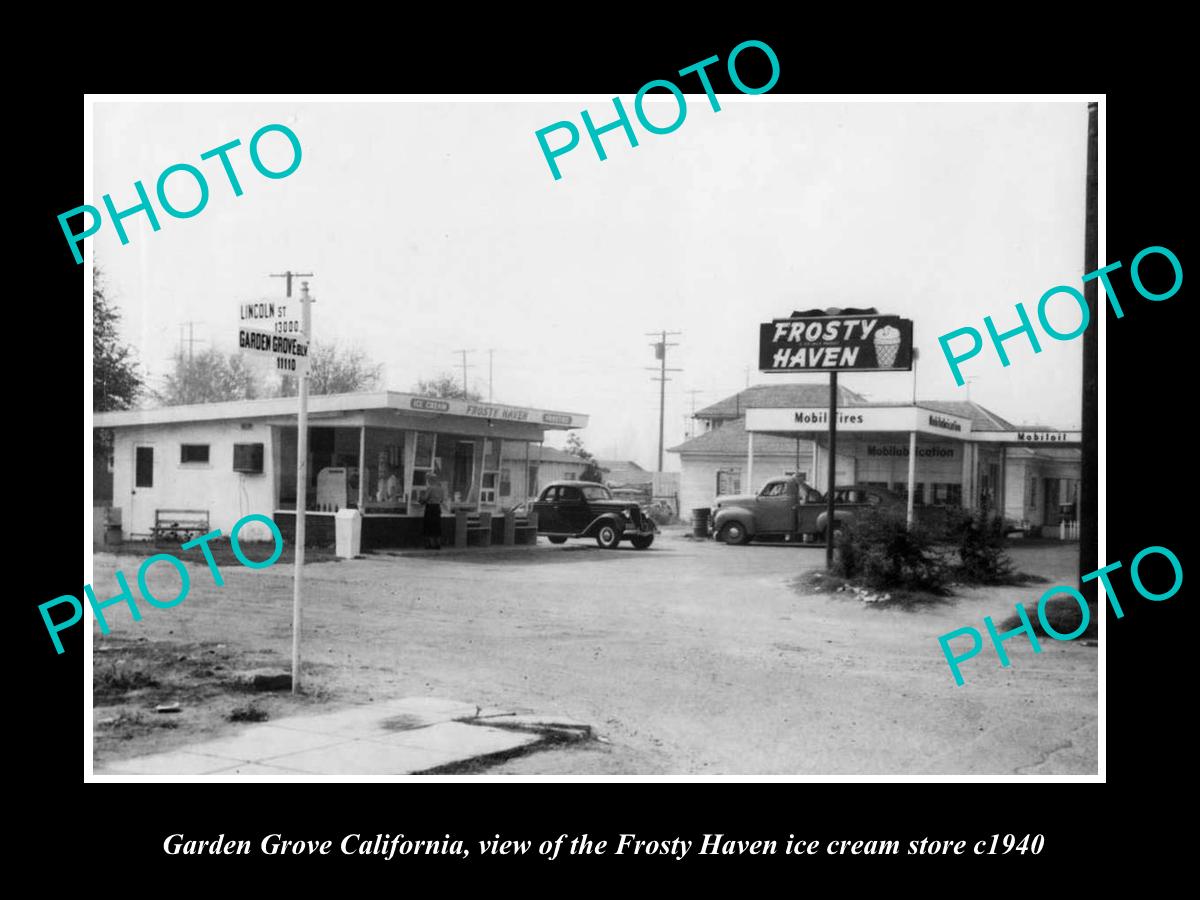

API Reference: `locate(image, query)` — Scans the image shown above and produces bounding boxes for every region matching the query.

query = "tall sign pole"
[758,309,913,570]
[292,280,313,693]
[825,372,838,568]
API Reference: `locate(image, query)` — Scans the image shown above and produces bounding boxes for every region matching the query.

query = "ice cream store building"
[93,391,587,548]
[668,384,1082,535]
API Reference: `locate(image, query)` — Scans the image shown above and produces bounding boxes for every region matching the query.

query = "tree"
[565,432,604,483]
[93,266,143,455]
[279,340,383,397]
[157,348,265,406]
[413,371,482,401]
[93,266,142,413]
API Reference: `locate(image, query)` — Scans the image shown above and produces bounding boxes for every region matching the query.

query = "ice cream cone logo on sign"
[874,325,902,368]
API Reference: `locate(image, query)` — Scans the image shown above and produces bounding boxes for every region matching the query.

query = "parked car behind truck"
[711,477,904,545]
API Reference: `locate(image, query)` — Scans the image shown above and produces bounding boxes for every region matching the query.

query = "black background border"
[17,28,1187,881]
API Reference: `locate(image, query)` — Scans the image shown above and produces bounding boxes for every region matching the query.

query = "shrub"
[957,506,1015,584]
[833,508,949,592]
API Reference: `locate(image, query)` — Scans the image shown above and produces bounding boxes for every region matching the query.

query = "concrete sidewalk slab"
[374,721,539,755]
[269,698,479,739]
[95,697,567,776]
[103,750,245,775]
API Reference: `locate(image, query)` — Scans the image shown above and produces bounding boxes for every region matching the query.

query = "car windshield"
[581,485,611,501]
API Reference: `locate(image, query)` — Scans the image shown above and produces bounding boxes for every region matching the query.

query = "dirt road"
[92,534,1096,775]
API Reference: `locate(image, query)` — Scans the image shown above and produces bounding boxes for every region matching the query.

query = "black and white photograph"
[82,93,1105,779]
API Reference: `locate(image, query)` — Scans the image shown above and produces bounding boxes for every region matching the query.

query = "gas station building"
[669,386,1081,534]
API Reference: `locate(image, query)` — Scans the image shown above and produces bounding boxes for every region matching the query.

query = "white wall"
[112,421,276,541]
[677,451,828,521]
[1003,458,1027,524]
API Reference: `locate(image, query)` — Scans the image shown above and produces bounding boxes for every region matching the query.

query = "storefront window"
[716,469,741,496]
[415,432,435,468]
[930,483,962,506]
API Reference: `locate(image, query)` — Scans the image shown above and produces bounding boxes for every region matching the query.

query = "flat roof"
[93,391,589,431]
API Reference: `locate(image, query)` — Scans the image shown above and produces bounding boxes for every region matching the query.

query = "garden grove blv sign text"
[759,314,914,373]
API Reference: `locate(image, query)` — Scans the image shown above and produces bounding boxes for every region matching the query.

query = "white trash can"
[335,508,363,558]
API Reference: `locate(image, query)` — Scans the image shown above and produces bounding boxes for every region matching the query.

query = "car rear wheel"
[547,536,568,544]
[719,522,750,545]
[596,523,622,549]
[630,534,654,550]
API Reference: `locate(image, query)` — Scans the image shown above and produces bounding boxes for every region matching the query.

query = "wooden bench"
[151,509,210,545]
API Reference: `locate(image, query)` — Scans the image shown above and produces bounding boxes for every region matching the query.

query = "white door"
[132,444,156,537]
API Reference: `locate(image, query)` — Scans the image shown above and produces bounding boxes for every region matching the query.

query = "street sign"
[237,300,309,374]
[759,313,914,373]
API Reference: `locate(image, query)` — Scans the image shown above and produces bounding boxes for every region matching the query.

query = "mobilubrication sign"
[759,315,914,372]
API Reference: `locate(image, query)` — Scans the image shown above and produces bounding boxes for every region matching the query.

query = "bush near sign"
[759,313,914,373]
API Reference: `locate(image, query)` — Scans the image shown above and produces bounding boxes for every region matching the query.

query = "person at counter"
[423,479,446,549]
[376,465,401,503]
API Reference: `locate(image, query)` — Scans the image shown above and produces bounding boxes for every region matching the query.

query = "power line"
[451,349,476,398]
[174,321,207,362]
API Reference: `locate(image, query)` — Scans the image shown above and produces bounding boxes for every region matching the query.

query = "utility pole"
[1080,101,1098,600]
[685,389,704,439]
[175,321,206,362]
[270,270,314,299]
[291,279,315,694]
[488,349,495,402]
[645,330,682,472]
[452,349,475,399]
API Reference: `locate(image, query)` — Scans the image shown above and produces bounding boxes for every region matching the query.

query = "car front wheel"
[596,523,622,549]
[718,522,750,545]
[630,534,654,550]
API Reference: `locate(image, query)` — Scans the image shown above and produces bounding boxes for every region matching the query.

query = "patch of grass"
[1000,596,1098,641]
[95,662,159,698]
[794,570,951,610]
[99,538,340,566]
[96,710,180,738]
[228,704,269,723]
[947,568,1050,587]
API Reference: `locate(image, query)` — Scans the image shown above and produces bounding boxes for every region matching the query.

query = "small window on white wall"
[181,444,210,464]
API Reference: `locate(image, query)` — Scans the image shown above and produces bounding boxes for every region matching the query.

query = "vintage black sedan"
[528,481,658,549]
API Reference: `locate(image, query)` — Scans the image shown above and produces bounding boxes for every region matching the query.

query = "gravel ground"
[90,532,1096,775]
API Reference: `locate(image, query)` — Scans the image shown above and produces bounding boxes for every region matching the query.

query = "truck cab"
[711,477,890,545]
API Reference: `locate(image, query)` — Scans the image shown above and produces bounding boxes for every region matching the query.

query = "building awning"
[93,390,588,432]
[745,405,973,438]
[744,405,1081,447]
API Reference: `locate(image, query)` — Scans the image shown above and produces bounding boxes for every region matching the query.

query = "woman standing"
[423,478,446,549]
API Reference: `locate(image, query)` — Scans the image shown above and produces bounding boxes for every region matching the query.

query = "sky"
[92,99,1088,470]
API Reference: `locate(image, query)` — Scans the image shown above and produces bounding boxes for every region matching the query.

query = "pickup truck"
[710,477,898,545]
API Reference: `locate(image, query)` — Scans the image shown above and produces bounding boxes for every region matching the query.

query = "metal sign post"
[757,308,915,570]
[825,372,837,569]
[292,280,313,693]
